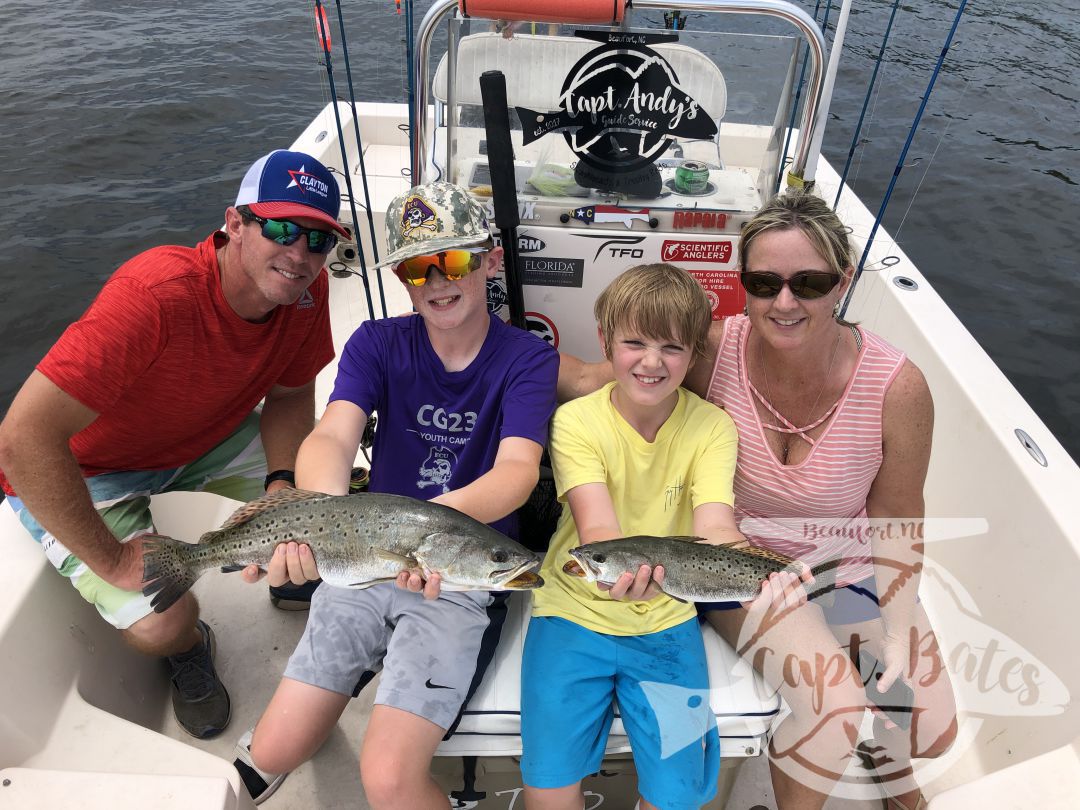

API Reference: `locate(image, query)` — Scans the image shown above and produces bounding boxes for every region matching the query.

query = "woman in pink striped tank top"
[559,193,957,810]
[684,193,956,810]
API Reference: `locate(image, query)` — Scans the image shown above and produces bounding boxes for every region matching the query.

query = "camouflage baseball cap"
[373,181,491,270]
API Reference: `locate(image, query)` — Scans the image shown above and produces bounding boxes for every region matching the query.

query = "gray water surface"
[1,0,1076,460]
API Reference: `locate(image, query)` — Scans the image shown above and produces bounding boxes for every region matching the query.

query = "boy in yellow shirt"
[522,264,745,810]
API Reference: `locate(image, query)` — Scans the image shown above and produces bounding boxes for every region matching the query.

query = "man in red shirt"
[0,149,344,739]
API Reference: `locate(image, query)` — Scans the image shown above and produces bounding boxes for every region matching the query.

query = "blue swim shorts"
[521,616,720,810]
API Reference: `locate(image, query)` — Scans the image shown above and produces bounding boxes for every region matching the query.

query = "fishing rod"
[479,70,527,331]
[313,0,376,322]
[330,0,388,317]
[838,0,970,320]
[775,0,832,194]
[833,0,903,210]
[403,0,417,166]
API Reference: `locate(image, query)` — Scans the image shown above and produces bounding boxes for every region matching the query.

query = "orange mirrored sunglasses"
[394,249,486,286]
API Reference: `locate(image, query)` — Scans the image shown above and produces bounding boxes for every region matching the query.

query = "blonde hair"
[740,192,855,278]
[594,263,712,360]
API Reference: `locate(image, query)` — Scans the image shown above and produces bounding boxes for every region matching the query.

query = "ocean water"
[0,0,1076,461]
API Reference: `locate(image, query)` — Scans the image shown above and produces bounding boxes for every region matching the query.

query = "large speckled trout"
[142,489,543,613]
[564,536,837,602]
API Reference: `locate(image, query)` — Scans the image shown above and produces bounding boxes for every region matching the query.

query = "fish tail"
[141,534,199,614]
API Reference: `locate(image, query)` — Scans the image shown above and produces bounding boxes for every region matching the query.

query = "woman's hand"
[744,568,810,614]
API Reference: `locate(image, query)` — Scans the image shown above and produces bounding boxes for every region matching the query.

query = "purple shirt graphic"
[329,313,558,538]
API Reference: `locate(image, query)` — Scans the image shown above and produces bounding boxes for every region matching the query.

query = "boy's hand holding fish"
[565,535,824,607]
[239,514,443,599]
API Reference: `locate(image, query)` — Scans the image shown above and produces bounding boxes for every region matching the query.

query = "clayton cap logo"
[286,166,330,200]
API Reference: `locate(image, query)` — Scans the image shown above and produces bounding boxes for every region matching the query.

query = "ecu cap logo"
[402,195,439,237]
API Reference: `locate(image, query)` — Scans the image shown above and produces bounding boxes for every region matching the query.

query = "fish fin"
[219,564,246,573]
[347,578,395,589]
[219,488,332,530]
[374,548,417,567]
[140,535,199,614]
[667,593,689,604]
[620,534,709,545]
[736,544,799,566]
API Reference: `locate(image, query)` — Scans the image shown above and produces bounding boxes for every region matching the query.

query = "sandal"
[855,740,926,810]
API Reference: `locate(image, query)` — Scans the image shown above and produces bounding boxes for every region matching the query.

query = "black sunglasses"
[239,208,338,255]
[740,270,842,300]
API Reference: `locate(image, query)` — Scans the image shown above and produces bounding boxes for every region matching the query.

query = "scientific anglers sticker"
[661,239,734,265]
[517,31,717,183]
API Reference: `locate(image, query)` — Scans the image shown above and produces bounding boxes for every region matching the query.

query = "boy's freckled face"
[604,326,694,410]
[403,248,501,331]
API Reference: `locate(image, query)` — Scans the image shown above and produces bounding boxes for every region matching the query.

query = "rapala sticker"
[519,256,585,288]
[672,210,728,230]
[661,240,733,265]
[524,312,560,348]
[687,269,744,319]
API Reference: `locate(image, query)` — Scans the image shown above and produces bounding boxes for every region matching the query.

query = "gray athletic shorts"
[284,581,507,732]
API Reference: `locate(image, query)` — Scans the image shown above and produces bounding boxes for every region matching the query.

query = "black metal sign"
[517,31,718,195]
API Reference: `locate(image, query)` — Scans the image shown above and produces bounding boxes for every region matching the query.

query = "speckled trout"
[564,536,837,602]
[141,489,543,613]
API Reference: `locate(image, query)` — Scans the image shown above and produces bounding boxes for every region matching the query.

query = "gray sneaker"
[166,620,231,739]
[233,729,289,804]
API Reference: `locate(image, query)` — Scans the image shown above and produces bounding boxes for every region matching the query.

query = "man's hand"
[102,533,152,593]
[395,569,442,600]
[600,564,666,601]
[240,542,321,586]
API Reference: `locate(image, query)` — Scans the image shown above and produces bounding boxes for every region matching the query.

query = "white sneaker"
[232,729,289,805]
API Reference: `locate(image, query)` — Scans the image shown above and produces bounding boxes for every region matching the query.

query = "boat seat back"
[436,592,779,759]
[433,32,728,123]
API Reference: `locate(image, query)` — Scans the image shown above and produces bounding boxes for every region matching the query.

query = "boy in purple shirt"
[234,182,558,807]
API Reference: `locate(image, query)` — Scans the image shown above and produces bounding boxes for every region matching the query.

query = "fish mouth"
[503,570,544,589]
[562,559,587,578]
[490,560,540,588]
[565,549,603,580]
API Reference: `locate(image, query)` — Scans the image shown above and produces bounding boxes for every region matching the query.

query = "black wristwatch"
[264,469,296,490]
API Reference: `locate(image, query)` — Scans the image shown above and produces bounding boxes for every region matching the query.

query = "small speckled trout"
[564,536,837,602]
[142,489,543,613]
